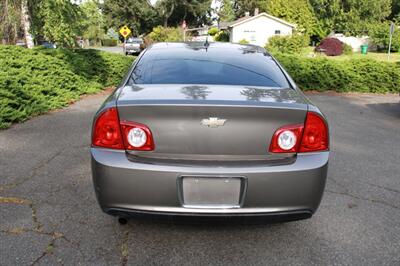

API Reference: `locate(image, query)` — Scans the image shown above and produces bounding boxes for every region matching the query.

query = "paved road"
[1,91,399,265]
[90,46,124,54]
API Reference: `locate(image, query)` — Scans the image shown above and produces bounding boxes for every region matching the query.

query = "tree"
[0,0,21,44]
[267,0,322,37]
[233,0,268,17]
[81,0,104,44]
[390,0,400,20]
[308,0,343,35]
[156,0,212,28]
[218,0,235,22]
[368,21,400,51]
[309,0,392,35]
[157,0,176,27]
[29,0,84,47]
[21,0,34,48]
[102,0,159,35]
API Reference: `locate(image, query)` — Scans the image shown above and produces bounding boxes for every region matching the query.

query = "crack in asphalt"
[0,150,63,192]
[120,229,130,266]
[0,196,69,265]
[329,176,348,189]
[0,143,90,194]
[0,196,32,205]
[360,181,400,194]
[31,237,57,266]
[327,176,400,209]
[325,190,399,210]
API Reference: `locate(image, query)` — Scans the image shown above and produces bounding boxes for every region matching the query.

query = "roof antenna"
[204,36,209,51]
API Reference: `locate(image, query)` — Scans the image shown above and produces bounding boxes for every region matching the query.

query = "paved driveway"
[90,46,124,54]
[1,91,399,265]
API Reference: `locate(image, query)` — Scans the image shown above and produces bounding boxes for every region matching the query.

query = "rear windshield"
[129,50,289,87]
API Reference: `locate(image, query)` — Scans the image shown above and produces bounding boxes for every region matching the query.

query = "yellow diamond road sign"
[119,26,131,38]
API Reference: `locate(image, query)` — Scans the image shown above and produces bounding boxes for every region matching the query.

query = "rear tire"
[125,52,129,56]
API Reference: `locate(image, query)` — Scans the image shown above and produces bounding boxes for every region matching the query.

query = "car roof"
[145,42,270,59]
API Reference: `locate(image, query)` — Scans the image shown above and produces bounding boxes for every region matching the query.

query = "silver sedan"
[91,42,329,223]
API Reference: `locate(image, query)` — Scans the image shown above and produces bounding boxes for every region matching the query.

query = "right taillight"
[299,112,329,152]
[269,111,328,153]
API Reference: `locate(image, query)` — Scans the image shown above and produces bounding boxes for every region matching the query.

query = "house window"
[275,30,281,35]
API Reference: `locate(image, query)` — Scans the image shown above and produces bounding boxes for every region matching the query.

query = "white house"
[331,33,371,52]
[219,12,295,46]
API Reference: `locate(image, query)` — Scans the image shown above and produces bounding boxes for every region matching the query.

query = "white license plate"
[181,177,242,208]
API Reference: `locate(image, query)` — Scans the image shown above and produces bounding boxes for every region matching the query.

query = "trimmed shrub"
[343,43,353,55]
[208,27,219,36]
[214,30,230,42]
[266,35,309,54]
[238,39,249,44]
[316,38,344,56]
[146,26,183,43]
[101,39,117,46]
[274,53,400,93]
[0,45,134,129]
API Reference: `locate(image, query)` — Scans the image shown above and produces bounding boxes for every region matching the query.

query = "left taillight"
[120,121,154,151]
[92,107,124,149]
[92,107,154,151]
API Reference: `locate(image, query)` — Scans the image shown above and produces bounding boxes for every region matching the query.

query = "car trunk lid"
[117,84,308,159]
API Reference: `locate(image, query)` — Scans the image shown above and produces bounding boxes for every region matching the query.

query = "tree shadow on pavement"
[366,101,400,119]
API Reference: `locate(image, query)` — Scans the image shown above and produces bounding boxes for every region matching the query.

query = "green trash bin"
[360,44,368,55]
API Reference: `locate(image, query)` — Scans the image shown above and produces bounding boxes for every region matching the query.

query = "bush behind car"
[0,45,134,129]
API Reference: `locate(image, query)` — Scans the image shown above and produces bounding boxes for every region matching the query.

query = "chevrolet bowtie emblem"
[201,117,227,128]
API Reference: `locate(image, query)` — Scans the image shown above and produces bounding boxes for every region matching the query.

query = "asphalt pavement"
[90,46,124,54]
[0,90,399,265]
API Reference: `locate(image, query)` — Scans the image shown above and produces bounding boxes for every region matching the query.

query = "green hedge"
[101,39,118,47]
[146,26,183,43]
[275,53,400,93]
[266,35,310,54]
[0,45,134,129]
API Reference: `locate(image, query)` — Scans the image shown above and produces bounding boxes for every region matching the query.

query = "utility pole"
[21,0,34,48]
[182,20,187,42]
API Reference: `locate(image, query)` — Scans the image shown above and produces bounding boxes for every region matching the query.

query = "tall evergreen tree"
[156,0,212,28]
[309,0,392,35]
[391,0,400,20]
[233,0,268,17]
[81,0,105,44]
[267,0,322,37]
[217,0,235,22]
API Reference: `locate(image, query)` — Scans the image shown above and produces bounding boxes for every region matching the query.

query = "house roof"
[219,15,250,29]
[220,12,295,29]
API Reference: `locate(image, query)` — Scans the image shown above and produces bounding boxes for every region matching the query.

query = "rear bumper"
[91,148,328,218]
[105,208,312,223]
[125,48,141,53]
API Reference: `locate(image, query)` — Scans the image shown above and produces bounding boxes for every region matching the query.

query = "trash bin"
[360,44,368,54]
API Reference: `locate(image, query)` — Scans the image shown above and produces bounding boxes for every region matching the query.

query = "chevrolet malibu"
[91,42,329,223]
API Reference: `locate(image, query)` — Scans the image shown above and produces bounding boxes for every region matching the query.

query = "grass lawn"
[300,47,400,62]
